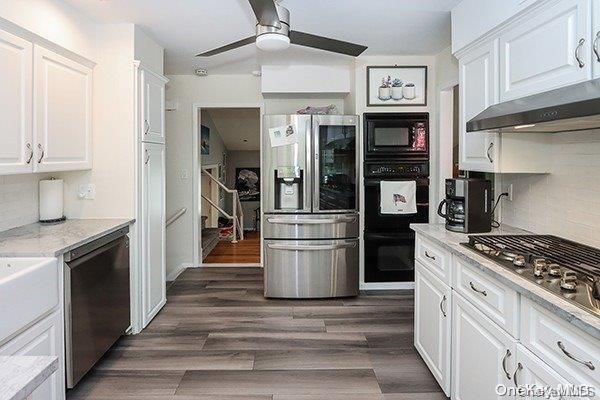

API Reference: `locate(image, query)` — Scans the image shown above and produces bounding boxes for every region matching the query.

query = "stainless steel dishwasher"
[64,227,130,388]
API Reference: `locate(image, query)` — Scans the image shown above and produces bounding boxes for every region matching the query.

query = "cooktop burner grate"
[467,235,600,277]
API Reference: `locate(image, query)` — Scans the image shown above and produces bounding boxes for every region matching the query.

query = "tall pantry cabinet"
[135,62,168,329]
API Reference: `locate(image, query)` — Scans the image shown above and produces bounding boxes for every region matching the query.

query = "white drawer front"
[416,234,452,285]
[521,298,600,390]
[453,257,519,337]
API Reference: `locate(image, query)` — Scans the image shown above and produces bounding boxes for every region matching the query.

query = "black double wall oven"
[363,113,430,283]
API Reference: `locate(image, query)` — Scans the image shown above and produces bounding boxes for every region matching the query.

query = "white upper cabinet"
[499,0,592,101]
[140,68,167,144]
[593,0,600,77]
[0,29,33,175]
[459,40,499,173]
[34,45,93,172]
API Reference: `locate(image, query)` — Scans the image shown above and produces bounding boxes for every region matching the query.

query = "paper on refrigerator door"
[269,124,298,147]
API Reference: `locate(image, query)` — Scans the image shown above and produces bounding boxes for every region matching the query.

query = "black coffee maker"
[437,178,493,233]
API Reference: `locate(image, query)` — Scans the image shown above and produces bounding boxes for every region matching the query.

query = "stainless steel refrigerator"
[262,114,359,298]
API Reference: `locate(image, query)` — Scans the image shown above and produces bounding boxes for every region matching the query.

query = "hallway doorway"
[193,105,263,267]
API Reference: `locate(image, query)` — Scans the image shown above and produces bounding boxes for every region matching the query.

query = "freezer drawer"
[263,213,359,239]
[264,239,359,298]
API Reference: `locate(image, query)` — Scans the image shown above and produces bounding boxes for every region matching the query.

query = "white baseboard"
[166,263,192,281]
[200,263,262,268]
[360,281,415,290]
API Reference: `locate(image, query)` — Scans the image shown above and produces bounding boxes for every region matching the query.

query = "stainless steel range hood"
[467,78,600,133]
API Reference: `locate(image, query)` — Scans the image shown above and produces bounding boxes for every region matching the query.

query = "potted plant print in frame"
[367,66,427,106]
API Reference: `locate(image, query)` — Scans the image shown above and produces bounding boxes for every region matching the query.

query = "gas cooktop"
[463,235,600,317]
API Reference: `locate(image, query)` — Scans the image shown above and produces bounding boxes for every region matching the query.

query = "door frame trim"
[192,102,265,268]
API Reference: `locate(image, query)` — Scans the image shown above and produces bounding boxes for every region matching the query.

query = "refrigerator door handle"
[266,216,357,225]
[267,242,357,251]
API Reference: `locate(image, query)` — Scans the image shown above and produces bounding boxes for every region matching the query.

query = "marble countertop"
[0,219,134,257]
[411,223,600,340]
[0,356,58,400]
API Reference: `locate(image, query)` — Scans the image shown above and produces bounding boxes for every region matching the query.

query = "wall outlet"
[78,184,96,200]
[506,184,514,202]
[180,169,189,180]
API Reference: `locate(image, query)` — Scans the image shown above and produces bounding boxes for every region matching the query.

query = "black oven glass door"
[364,178,429,232]
[364,232,416,282]
[366,118,428,158]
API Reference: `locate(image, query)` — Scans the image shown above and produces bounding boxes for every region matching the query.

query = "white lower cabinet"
[513,344,570,400]
[0,310,64,400]
[141,141,166,327]
[414,261,451,396]
[452,293,516,400]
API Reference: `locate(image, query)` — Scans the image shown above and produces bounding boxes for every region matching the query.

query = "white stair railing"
[201,168,244,243]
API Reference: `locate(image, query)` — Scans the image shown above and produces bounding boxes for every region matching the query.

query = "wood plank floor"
[204,232,261,264]
[67,267,445,400]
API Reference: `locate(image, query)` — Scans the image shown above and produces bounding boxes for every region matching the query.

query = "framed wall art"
[367,66,427,107]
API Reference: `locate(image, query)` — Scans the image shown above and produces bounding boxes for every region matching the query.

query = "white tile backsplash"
[0,174,46,232]
[500,130,600,248]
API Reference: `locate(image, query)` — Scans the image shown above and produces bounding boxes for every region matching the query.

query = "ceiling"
[203,108,261,151]
[64,0,460,74]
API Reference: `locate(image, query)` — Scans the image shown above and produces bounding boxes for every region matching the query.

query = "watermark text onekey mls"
[496,384,596,398]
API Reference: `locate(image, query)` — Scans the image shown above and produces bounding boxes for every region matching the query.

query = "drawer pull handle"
[594,31,600,62]
[469,281,487,296]
[487,142,494,163]
[424,251,436,260]
[439,295,447,317]
[575,38,586,68]
[557,341,595,370]
[502,349,511,380]
[267,243,356,251]
[513,362,522,386]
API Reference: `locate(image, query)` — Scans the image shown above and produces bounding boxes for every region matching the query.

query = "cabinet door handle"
[144,120,150,134]
[439,295,447,317]
[557,341,595,370]
[37,144,45,164]
[594,32,600,62]
[575,38,586,68]
[144,149,150,165]
[501,349,512,380]
[424,251,436,260]
[513,362,522,387]
[469,281,487,296]
[486,142,494,163]
[25,143,33,164]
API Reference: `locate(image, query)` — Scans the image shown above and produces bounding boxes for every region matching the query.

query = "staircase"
[200,168,244,250]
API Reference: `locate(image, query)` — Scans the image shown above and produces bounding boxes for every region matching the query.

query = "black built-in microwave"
[364,113,429,159]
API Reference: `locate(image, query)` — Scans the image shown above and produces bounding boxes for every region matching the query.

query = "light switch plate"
[78,184,96,200]
[507,184,514,202]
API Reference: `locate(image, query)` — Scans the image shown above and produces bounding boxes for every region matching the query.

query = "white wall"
[165,74,262,276]
[0,174,51,232]
[500,130,600,248]
[134,25,164,75]
[59,24,137,219]
[0,0,97,60]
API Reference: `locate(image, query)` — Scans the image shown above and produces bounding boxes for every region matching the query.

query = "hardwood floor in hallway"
[67,267,445,400]
[204,232,261,264]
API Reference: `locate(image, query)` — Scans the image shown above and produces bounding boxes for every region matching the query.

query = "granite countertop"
[0,219,134,257]
[0,356,58,400]
[411,223,600,340]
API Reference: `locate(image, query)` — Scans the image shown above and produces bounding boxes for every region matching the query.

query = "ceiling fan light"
[256,33,290,51]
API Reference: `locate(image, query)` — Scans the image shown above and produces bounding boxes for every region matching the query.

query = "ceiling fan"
[196,0,368,57]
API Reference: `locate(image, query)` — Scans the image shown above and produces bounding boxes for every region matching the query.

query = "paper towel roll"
[39,179,64,222]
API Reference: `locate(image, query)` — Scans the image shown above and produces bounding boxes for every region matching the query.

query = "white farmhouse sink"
[0,258,58,344]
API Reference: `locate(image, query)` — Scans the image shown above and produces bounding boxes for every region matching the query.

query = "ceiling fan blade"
[248,0,281,28]
[196,36,256,57]
[290,31,367,57]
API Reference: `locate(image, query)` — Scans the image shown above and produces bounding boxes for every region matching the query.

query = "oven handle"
[266,216,357,225]
[364,233,414,241]
[267,242,357,251]
[364,178,430,187]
